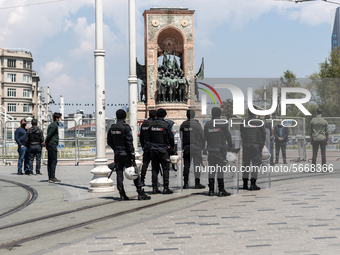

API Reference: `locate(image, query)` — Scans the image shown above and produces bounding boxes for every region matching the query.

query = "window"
[23,89,31,98]
[23,60,31,69]
[23,75,31,83]
[7,88,16,97]
[8,103,16,112]
[333,33,337,39]
[23,104,31,113]
[7,74,16,82]
[7,59,16,67]
[333,39,338,45]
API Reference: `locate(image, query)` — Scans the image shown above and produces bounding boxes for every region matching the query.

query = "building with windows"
[331,7,340,50]
[38,86,52,124]
[0,49,37,121]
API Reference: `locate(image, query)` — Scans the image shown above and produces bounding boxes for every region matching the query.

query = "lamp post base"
[88,164,115,193]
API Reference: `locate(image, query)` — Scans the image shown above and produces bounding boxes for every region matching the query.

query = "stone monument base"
[137,101,202,125]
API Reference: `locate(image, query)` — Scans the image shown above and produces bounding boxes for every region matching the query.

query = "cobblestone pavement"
[40,174,340,255]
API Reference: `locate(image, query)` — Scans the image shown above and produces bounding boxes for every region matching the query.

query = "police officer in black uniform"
[204,107,232,197]
[180,110,205,189]
[107,109,151,201]
[149,108,174,194]
[240,109,266,191]
[139,110,157,186]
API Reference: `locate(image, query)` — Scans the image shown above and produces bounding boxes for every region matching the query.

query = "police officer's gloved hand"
[130,153,136,164]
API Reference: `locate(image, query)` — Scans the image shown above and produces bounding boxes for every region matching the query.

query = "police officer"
[139,110,157,186]
[180,110,205,189]
[149,108,174,194]
[107,109,151,201]
[240,109,266,191]
[204,107,232,197]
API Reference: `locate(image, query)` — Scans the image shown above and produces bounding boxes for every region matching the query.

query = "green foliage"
[307,48,340,117]
[254,70,304,117]
[220,99,233,119]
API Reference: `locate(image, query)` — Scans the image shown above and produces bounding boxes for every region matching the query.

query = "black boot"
[243,178,249,190]
[138,189,151,200]
[195,178,205,189]
[208,178,215,196]
[218,189,231,197]
[183,177,189,189]
[152,186,161,194]
[163,184,173,194]
[217,178,230,197]
[119,190,129,201]
[249,178,261,191]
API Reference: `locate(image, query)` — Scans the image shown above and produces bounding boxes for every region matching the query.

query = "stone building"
[0,49,37,121]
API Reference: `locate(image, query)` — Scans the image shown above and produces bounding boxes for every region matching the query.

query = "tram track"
[0,170,338,251]
[0,193,195,250]
[0,179,38,219]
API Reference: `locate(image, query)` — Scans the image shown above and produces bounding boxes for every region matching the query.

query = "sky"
[0,0,338,117]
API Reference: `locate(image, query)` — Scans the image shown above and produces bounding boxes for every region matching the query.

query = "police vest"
[149,120,168,145]
[205,120,226,147]
[181,120,201,147]
[242,118,263,144]
[140,119,153,143]
[109,123,128,147]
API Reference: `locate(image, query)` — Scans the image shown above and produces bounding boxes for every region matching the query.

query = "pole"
[264,86,267,111]
[89,0,115,192]
[128,0,138,149]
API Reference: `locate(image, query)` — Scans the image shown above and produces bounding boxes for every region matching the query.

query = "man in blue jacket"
[15,119,30,175]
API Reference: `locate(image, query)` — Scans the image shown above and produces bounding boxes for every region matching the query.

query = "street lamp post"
[128,0,138,149]
[89,0,115,192]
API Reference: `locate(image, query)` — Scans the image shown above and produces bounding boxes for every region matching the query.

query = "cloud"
[70,16,119,59]
[45,73,93,102]
[40,60,64,77]
[0,0,93,50]
[63,19,74,32]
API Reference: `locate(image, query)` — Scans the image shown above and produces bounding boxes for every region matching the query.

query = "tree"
[220,99,233,119]
[307,48,340,117]
[254,70,304,117]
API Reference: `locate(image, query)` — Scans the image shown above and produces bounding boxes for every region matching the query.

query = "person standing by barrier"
[204,107,232,197]
[241,110,266,190]
[180,110,205,189]
[310,108,329,170]
[274,118,289,164]
[107,109,151,201]
[149,108,174,195]
[265,115,275,166]
[15,119,29,175]
[44,112,62,183]
[25,119,44,175]
[139,110,157,186]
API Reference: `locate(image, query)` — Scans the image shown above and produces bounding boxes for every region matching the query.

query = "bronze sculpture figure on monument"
[137,59,147,102]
